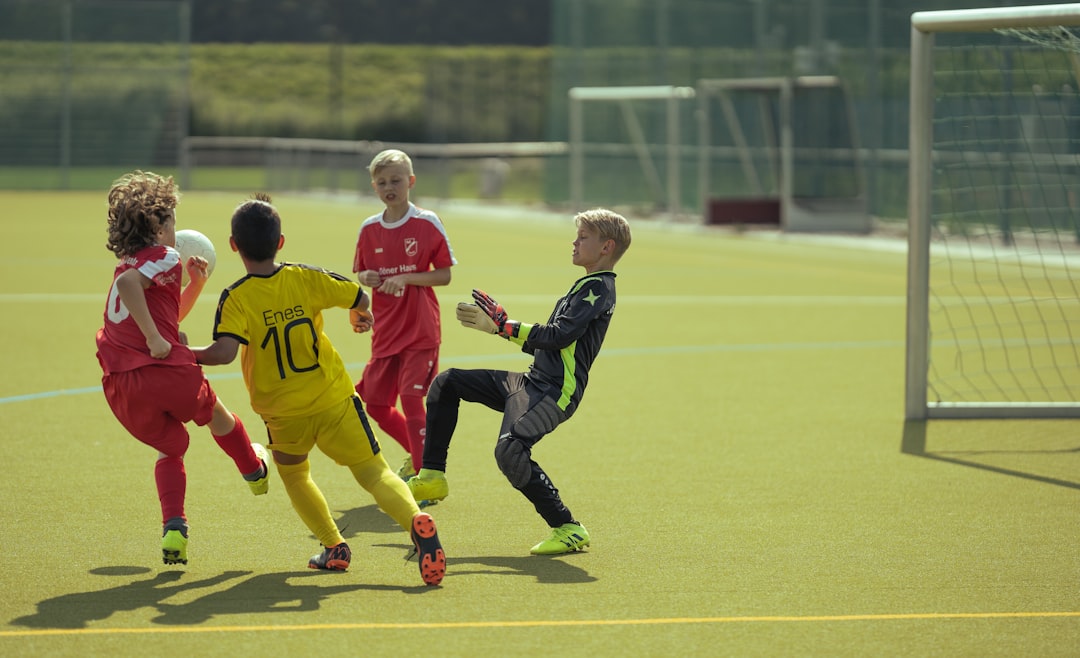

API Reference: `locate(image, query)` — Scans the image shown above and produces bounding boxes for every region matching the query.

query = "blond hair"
[368,149,414,177]
[575,208,631,264]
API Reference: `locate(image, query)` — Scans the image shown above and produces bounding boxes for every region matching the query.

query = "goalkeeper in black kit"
[406,208,632,555]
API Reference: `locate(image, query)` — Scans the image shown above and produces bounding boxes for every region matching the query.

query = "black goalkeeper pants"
[423,367,575,528]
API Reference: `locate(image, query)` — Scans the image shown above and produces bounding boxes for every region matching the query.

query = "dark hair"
[231,192,280,262]
[105,170,178,258]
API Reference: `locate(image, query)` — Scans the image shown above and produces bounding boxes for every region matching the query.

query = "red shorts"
[356,347,439,406]
[102,363,217,457]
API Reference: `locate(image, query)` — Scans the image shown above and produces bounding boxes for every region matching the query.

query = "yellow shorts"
[263,396,380,466]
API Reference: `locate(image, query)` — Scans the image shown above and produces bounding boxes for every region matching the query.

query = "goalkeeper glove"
[472,288,520,339]
[457,302,498,334]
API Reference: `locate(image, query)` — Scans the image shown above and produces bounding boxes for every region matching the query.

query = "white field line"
[6,294,1079,306]
[0,339,904,406]
[1,293,907,304]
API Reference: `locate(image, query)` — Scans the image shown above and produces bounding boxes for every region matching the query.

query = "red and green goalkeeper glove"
[457,289,521,339]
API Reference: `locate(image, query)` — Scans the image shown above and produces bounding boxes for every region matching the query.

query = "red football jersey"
[96,243,197,375]
[353,203,457,358]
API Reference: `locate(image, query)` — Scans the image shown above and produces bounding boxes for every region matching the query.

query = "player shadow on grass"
[151,571,414,625]
[10,568,249,629]
[332,503,403,538]
[10,567,433,630]
[443,555,597,584]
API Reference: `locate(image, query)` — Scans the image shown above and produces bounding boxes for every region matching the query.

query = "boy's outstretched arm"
[350,289,374,333]
[191,336,241,366]
[178,256,211,322]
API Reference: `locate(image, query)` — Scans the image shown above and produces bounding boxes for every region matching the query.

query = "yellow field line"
[3,611,1079,638]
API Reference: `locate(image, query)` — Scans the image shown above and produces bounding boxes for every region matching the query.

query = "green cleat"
[407,469,449,503]
[530,523,590,555]
[398,458,437,507]
[395,455,417,481]
[161,521,189,565]
[246,443,270,496]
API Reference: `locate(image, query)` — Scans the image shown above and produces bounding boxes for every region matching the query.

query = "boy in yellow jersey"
[192,193,445,586]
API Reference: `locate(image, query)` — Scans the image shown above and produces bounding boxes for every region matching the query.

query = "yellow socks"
[348,455,420,531]
[275,459,344,548]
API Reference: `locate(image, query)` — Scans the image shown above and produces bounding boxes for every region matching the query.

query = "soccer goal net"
[906,4,1080,420]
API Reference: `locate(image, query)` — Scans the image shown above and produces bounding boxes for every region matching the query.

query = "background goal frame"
[567,85,696,220]
[696,75,870,232]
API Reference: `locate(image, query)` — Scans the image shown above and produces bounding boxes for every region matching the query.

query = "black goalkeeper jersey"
[519,270,617,415]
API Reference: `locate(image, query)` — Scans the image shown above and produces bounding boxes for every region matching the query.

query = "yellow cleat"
[162,527,188,565]
[530,523,590,555]
[407,468,449,502]
[246,443,270,496]
[396,455,417,481]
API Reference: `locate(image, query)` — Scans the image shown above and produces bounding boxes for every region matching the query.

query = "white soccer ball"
[174,229,217,286]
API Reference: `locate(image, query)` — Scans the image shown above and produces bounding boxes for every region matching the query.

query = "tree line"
[192,0,551,45]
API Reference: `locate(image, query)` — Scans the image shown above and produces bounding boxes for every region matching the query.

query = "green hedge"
[0,42,553,167]
[190,44,552,141]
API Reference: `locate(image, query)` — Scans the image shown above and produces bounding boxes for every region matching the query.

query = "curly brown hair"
[105,170,180,258]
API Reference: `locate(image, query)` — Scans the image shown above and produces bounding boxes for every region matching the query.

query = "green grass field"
[0,191,1077,657]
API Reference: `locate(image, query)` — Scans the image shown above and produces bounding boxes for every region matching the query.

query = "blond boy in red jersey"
[353,149,457,483]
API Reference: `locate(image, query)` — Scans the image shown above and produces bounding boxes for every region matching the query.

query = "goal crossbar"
[913,4,1080,33]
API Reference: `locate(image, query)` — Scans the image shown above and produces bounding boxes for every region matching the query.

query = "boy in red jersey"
[95,170,269,567]
[353,149,457,484]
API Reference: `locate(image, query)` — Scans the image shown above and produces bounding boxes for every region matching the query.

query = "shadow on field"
[10,568,249,629]
[314,505,596,583]
[445,554,597,584]
[334,504,403,537]
[901,420,1080,490]
[151,571,415,625]
[10,569,424,629]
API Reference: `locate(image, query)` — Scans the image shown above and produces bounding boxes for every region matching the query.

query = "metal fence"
[0,0,189,188]
[0,0,1063,223]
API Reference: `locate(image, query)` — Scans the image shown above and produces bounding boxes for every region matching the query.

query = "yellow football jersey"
[213,263,363,418]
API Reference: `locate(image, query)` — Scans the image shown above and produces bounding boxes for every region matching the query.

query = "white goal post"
[906,4,1080,420]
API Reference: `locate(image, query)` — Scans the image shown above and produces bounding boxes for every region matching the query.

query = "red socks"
[155,455,186,524]
[365,404,411,452]
[401,395,427,472]
[212,414,262,476]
